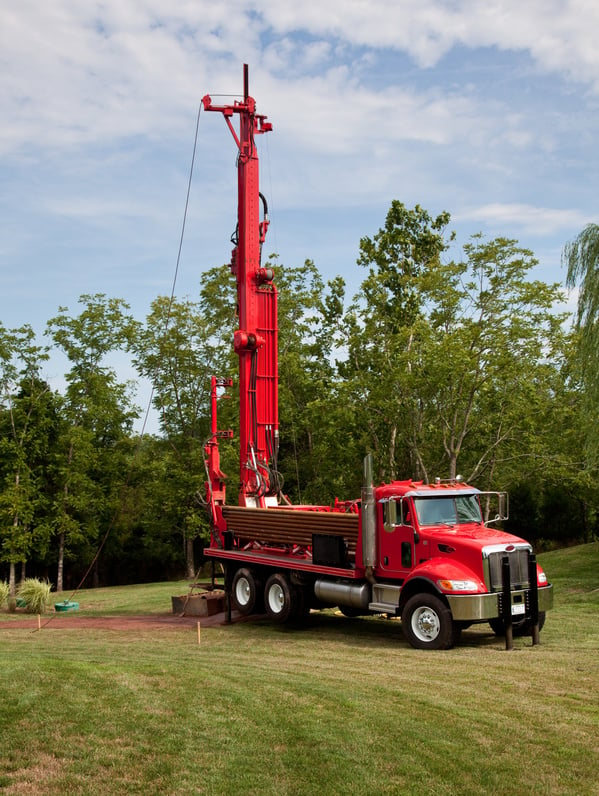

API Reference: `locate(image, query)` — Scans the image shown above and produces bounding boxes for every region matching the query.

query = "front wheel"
[401,594,455,650]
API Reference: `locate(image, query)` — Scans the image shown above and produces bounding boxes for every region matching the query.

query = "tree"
[342,202,569,491]
[46,295,139,590]
[340,202,453,482]
[273,260,347,503]
[419,235,568,485]
[132,291,228,577]
[564,223,599,463]
[0,324,53,595]
[505,337,598,549]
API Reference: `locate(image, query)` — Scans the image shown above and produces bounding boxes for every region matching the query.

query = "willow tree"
[564,223,599,463]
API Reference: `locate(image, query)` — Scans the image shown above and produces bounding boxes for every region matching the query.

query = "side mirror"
[480,491,509,523]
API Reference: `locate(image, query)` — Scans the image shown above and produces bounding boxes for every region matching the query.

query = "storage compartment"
[312,534,349,567]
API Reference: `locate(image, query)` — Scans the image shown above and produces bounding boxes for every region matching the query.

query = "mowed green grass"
[0,544,597,796]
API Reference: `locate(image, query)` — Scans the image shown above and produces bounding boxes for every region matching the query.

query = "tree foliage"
[46,295,139,590]
[0,325,53,594]
[0,204,597,589]
[341,206,570,494]
[564,222,599,463]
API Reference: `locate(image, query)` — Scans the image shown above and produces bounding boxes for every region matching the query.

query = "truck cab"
[368,480,552,648]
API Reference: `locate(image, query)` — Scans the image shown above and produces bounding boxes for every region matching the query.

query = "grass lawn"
[0,544,597,795]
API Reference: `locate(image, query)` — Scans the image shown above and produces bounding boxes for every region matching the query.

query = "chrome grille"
[485,545,531,591]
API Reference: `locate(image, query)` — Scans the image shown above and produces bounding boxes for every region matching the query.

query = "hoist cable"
[140,99,204,453]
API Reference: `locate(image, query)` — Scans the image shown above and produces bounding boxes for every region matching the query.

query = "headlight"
[437,579,479,592]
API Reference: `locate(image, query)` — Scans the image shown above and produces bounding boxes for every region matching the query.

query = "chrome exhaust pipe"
[361,453,376,584]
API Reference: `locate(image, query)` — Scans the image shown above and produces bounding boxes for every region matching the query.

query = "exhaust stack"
[361,454,376,583]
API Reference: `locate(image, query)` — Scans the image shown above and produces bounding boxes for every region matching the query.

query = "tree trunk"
[9,562,16,598]
[448,454,457,481]
[389,424,397,481]
[56,532,65,593]
[186,536,195,580]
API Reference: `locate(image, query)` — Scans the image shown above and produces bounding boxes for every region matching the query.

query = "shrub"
[16,579,53,614]
[0,581,9,608]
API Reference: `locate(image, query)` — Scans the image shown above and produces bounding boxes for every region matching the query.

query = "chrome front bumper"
[446,584,554,622]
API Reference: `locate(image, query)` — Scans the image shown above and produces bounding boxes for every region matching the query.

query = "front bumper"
[446,584,553,622]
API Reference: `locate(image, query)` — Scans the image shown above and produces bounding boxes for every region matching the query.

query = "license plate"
[511,603,525,616]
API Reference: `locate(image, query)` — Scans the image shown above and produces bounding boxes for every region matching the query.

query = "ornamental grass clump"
[0,580,9,608]
[16,579,53,614]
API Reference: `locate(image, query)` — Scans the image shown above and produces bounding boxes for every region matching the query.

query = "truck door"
[378,499,415,578]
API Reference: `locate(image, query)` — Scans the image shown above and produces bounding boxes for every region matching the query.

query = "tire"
[489,611,546,637]
[264,573,298,623]
[452,622,463,645]
[401,594,455,650]
[293,585,311,623]
[231,568,263,616]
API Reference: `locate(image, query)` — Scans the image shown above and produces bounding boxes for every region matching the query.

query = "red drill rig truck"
[201,66,553,650]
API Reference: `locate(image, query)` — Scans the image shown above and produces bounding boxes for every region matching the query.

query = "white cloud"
[458,203,594,236]
[0,1,266,156]
[257,0,599,87]
[1,0,596,342]
[2,0,599,161]
[258,69,495,158]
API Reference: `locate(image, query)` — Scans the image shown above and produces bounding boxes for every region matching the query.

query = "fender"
[404,557,487,595]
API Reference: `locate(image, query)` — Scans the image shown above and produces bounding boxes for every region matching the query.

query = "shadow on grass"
[243,610,507,651]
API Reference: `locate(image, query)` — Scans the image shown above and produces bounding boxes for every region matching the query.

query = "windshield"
[413,495,482,526]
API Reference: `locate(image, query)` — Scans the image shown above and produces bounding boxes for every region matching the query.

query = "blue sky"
[1,1,598,429]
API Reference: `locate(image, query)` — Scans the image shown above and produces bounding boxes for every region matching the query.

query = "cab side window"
[383,499,412,531]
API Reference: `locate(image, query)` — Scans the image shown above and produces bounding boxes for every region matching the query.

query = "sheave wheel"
[401,593,455,650]
[231,568,263,616]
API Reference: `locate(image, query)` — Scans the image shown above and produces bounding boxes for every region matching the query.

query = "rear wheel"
[231,568,263,616]
[264,573,304,623]
[401,594,455,650]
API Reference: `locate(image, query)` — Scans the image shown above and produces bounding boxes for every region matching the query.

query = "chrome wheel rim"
[411,605,441,642]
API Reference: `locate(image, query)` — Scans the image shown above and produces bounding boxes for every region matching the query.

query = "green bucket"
[54,601,79,612]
